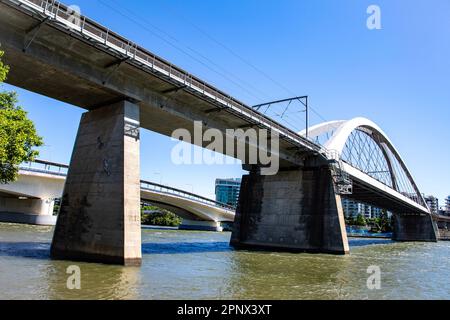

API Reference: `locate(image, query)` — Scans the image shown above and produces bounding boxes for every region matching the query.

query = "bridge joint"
[160,85,188,94]
[102,56,131,85]
[237,123,258,129]
[204,107,228,114]
[23,16,50,52]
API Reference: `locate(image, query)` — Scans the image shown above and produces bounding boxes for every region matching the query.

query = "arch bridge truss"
[301,118,429,214]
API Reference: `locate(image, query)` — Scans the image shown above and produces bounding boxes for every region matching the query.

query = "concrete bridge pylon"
[50,100,142,266]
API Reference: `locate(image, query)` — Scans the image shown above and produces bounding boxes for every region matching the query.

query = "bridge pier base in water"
[179,220,223,232]
[393,214,438,242]
[51,100,142,266]
[230,166,349,254]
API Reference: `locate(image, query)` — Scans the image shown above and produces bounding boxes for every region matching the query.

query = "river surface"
[0,223,449,300]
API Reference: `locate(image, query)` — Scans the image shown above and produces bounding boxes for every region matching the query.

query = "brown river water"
[0,223,449,300]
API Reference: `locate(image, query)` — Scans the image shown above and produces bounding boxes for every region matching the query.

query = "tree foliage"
[141,205,182,227]
[354,214,367,227]
[0,50,43,183]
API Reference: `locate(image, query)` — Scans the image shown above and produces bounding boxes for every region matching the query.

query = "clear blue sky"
[2,0,450,203]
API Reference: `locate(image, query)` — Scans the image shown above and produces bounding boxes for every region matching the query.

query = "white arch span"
[300,117,428,211]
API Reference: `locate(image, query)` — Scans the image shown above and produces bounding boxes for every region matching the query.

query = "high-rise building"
[215,178,242,207]
[342,198,369,219]
[341,198,386,219]
[371,207,384,219]
[446,196,450,215]
[425,195,439,215]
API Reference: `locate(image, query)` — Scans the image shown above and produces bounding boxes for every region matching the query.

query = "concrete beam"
[51,100,142,266]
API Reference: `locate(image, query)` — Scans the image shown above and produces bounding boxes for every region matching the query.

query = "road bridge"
[0,160,235,231]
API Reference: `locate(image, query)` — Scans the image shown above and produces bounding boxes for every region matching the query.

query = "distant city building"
[446,196,450,215]
[341,198,386,219]
[425,195,439,215]
[371,207,384,219]
[342,198,364,218]
[215,178,242,207]
[342,198,371,218]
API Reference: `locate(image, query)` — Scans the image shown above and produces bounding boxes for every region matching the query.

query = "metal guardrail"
[19,160,235,211]
[19,159,69,176]
[140,180,236,211]
[6,0,322,154]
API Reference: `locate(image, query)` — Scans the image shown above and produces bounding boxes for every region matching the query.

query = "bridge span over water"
[0,160,235,231]
[0,0,440,265]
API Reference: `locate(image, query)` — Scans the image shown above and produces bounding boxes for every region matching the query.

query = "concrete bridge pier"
[230,165,349,254]
[0,198,57,225]
[393,214,438,242]
[179,219,223,232]
[0,198,55,216]
[436,219,450,241]
[51,100,142,266]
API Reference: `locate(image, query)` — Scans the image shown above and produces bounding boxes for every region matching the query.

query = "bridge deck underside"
[344,178,425,215]
[0,1,312,168]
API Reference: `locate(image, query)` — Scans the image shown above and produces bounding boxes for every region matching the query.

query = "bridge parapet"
[17,160,234,212]
[140,180,235,211]
[20,159,69,177]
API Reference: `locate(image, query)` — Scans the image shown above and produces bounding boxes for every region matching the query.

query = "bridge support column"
[436,220,450,241]
[0,198,56,225]
[51,100,142,266]
[179,219,223,232]
[231,166,349,254]
[0,198,54,216]
[393,214,438,242]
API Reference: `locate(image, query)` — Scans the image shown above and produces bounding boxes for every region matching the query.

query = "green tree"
[0,50,43,183]
[141,205,182,227]
[378,210,393,233]
[355,214,367,227]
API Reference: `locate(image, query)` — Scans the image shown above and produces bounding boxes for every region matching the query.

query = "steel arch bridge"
[300,117,433,219]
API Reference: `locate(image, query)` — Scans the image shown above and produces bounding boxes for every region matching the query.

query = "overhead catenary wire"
[96,0,273,105]
[159,0,329,124]
[96,0,323,132]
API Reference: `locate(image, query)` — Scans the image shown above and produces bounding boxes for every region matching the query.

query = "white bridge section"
[300,117,430,215]
[0,161,235,230]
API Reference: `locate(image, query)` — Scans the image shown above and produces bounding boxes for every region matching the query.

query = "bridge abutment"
[393,214,438,242]
[230,166,349,254]
[51,100,142,266]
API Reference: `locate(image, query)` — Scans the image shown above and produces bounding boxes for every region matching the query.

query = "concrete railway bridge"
[0,0,442,265]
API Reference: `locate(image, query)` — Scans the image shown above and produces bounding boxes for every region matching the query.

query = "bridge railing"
[140,180,236,211]
[18,160,235,211]
[19,159,69,177]
[12,0,321,154]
